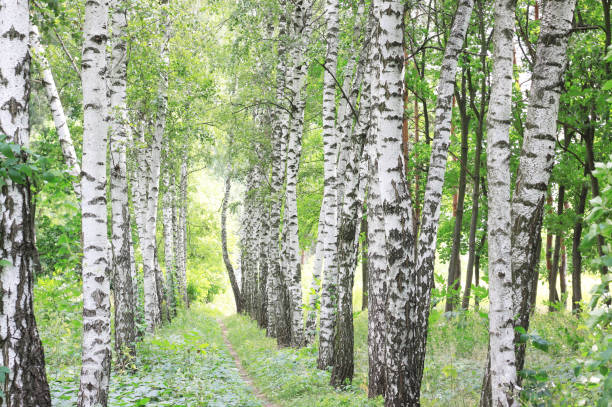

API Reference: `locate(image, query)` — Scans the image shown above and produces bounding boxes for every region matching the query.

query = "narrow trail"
[217,319,280,407]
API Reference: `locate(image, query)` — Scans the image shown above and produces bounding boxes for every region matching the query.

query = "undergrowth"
[36,275,262,406]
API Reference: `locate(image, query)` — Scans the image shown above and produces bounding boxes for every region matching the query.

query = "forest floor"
[36,274,599,406]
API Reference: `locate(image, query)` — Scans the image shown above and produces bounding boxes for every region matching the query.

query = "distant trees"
[0,0,608,403]
[229,0,604,404]
[1,0,202,403]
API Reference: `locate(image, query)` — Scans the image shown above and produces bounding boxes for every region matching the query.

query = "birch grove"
[1,0,609,404]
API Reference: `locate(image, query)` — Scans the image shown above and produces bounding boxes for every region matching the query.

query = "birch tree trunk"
[163,169,177,317]
[78,0,112,404]
[330,68,370,389]
[142,0,172,330]
[257,195,270,328]
[364,3,388,397]
[109,0,136,365]
[284,117,305,346]
[0,2,52,404]
[373,2,415,405]
[266,6,290,340]
[305,203,325,343]
[510,0,576,377]
[383,0,474,403]
[329,5,371,384]
[317,0,341,368]
[29,24,81,198]
[177,157,188,306]
[484,0,519,404]
[222,172,243,313]
[142,133,162,330]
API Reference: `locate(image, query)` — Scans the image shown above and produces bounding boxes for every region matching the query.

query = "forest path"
[217,318,281,407]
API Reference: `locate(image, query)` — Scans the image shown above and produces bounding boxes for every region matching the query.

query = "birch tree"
[78,0,112,404]
[142,0,172,330]
[405,3,475,401]
[483,0,519,404]
[109,0,136,364]
[29,25,81,198]
[282,0,314,345]
[317,0,341,368]
[511,0,576,374]
[365,2,388,397]
[222,171,244,313]
[177,156,188,306]
[373,2,414,405]
[0,1,51,404]
[369,0,475,401]
[481,0,578,401]
[162,169,177,317]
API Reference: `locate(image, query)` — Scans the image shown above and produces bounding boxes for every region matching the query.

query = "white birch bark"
[511,0,576,373]
[0,2,51,404]
[402,0,475,401]
[162,169,177,317]
[283,0,313,345]
[266,8,290,339]
[485,0,519,403]
[29,24,81,198]
[142,0,171,330]
[78,0,112,404]
[284,89,306,347]
[142,130,162,329]
[373,2,415,405]
[177,157,188,306]
[109,0,136,364]
[329,4,372,384]
[317,0,341,368]
[363,4,387,397]
[305,202,325,343]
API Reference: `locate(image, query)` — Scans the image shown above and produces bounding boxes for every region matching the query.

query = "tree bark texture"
[0,2,52,405]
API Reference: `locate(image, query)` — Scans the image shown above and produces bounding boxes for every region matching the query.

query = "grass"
[36,275,263,406]
[223,302,600,406]
[34,269,604,407]
[224,313,381,407]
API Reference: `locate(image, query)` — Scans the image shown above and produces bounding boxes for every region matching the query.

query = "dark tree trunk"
[545,195,555,305]
[462,126,482,310]
[362,216,369,310]
[276,277,292,347]
[276,229,292,347]
[572,183,588,312]
[221,173,244,314]
[560,239,567,308]
[446,83,469,312]
[549,186,566,312]
[584,125,609,276]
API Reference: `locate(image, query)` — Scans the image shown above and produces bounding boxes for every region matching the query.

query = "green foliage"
[570,155,612,406]
[0,134,67,190]
[36,284,264,407]
[225,314,379,407]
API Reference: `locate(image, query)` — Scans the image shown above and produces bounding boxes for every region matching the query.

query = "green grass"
[36,275,263,406]
[34,272,603,406]
[224,308,600,407]
[224,313,381,407]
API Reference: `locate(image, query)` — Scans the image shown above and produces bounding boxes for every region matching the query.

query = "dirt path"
[217,319,280,407]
